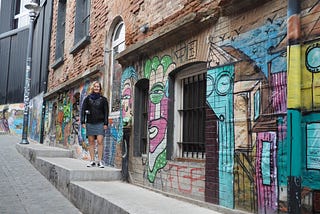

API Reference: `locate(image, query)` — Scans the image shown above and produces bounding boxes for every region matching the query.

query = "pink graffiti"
[149,97,168,153]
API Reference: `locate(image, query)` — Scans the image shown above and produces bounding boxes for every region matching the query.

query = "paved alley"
[0,134,81,214]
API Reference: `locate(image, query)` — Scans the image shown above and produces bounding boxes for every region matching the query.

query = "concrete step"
[68,181,221,214]
[16,142,73,161]
[34,157,122,197]
[16,143,234,214]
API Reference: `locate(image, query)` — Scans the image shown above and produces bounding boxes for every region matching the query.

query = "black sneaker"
[87,161,95,167]
[97,161,104,168]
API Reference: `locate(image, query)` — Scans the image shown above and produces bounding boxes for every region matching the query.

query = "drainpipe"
[287,0,302,213]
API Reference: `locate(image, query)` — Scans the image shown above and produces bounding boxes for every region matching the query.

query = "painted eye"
[306,44,320,73]
[216,73,231,95]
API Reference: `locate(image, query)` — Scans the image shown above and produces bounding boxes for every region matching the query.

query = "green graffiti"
[150,82,165,104]
[144,56,163,79]
[160,55,173,74]
[147,149,167,183]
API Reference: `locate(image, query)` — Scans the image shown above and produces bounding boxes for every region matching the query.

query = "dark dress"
[81,93,109,136]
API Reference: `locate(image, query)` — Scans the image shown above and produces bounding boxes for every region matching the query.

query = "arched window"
[110,21,125,113]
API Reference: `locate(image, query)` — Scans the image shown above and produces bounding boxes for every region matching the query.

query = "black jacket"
[81,95,109,125]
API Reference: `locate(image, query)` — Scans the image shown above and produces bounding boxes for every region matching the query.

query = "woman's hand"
[82,124,86,128]
[103,125,108,130]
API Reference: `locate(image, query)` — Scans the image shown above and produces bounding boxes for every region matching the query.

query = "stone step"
[16,143,73,161]
[68,180,221,214]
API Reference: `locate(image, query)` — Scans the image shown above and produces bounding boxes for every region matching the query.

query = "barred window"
[173,64,206,159]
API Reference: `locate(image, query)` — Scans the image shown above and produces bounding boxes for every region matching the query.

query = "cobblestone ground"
[0,134,81,214]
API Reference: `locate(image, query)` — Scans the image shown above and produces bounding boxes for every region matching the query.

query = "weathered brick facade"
[43,0,320,213]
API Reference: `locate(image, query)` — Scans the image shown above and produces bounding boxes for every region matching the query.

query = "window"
[52,0,66,68]
[254,90,260,120]
[172,64,207,159]
[134,79,149,156]
[70,0,90,54]
[110,22,125,113]
[261,141,271,185]
[13,0,29,29]
[306,123,320,170]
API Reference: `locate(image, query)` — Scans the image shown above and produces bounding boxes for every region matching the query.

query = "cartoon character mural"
[117,66,138,143]
[0,104,24,135]
[43,79,102,160]
[0,105,10,133]
[144,55,176,182]
[29,92,44,142]
[206,14,287,212]
[207,65,235,209]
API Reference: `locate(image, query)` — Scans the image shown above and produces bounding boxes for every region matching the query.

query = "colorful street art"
[29,92,44,142]
[4,1,319,213]
[42,76,121,165]
[117,66,138,143]
[0,104,24,135]
[135,13,291,214]
[144,55,175,182]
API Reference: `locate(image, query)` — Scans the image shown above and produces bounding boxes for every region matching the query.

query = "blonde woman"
[81,81,109,168]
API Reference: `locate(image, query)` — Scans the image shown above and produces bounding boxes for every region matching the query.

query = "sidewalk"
[5,134,248,214]
[0,134,81,214]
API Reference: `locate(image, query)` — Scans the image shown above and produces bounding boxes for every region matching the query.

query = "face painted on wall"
[149,82,165,104]
[121,80,132,125]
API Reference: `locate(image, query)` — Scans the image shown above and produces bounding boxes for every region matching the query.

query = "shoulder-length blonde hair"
[89,81,104,94]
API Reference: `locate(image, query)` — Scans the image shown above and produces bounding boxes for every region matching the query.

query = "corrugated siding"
[0,0,53,104]
[6,29,29,104]
[0,37,11,102]
[0,1,13,33]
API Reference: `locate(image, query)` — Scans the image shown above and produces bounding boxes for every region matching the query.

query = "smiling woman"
[81,81,109,168]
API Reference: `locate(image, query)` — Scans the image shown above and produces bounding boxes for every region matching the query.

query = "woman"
[81,81,109,168]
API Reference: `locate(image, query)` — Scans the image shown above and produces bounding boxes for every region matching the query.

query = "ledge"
[51,57,64,70]
[44,65,103,100]
[218,0,272,15]
[116,10,220,66]
[0,26,29,39]
[70,35,91,55]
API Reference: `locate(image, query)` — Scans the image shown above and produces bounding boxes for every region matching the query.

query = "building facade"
[43,0,320,213]
[0,0,52,140]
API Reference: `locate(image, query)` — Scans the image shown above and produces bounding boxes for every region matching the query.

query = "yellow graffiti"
[287,45,301,109]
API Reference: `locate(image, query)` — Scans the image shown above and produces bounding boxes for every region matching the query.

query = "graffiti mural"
[0,105,10,134]
[144,55,175,182]
[29,92,44,142]
[0,104,24,135]
[117,66,138,143]
[42,76,121,162]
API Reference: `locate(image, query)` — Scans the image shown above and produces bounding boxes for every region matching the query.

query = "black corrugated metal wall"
[0,0,52,105]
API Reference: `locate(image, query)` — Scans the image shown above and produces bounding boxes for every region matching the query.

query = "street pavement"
[0,134,81,214]
[1,134,242,214]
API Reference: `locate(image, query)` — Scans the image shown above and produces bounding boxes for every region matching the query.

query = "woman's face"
[93,83,101,93]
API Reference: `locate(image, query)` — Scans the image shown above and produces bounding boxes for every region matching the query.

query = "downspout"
[287,0,302,213]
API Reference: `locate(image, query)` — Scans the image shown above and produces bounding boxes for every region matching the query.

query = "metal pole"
[287,0,302,212]
[20,4,39,144]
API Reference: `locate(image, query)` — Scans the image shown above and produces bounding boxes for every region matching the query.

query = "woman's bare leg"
[96,135,104,161]
[88,136,95,161]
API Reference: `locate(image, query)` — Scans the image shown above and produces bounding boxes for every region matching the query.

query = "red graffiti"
[167,163,205,194]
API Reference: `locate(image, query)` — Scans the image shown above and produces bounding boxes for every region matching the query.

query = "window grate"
[180,72,206,159]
